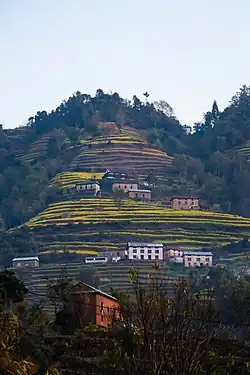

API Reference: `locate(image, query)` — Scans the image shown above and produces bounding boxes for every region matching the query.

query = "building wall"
[95,294,120,327]
[171,198,199,210]
[12,260,39,268]
[167,249,184,258]
[76,183,100,194]
[128,245,163,260]
[112,182,138,192]
[183,254,212,268]
[128,191,151,201]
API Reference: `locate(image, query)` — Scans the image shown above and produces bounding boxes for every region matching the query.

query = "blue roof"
[183,251,213,256]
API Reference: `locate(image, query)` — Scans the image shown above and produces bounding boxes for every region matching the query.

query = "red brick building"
[68,282,119,328]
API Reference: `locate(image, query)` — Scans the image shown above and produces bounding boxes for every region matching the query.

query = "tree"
[104,270,242,375]
[79,266,100,288]
[0,270,28,308]
[143,92,150,104]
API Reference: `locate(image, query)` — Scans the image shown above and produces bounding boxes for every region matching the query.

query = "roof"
[128,242,163,247]
[12,257,39,262]
[112,180,138,184]
[183,251,213,256]
[70,282,117,301]
[76,180,100,185]
[128,189,151,193]
[171,197,199,201]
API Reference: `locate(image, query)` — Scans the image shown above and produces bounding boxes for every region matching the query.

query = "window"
[125,185,127,189]
[148,249,152,253]
[133,255,137,259]
[133,249,137,253]
[148,255,151,260]
[188,262,191,267]
[101,302,104,311]
[141,254,144,260]
[155,255,159,259]
[205,257,210,262]
[187,257,191,261]
[197,257,201,262]
[155,249,159,254]
[130,185,133,189]
[107,307,110,313]
[140,248,144,253]
[206,263,209,266]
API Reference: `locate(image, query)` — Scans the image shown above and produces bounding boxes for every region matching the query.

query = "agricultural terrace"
[21,131,63,162]
[26,198,250,255]
[228,141,250,159]
[70,125,173,172]
[51,171,105,189]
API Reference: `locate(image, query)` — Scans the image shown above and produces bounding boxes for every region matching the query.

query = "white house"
[12,256,39,268]
[183,251,213,268]
[75,181,100,196]
[127,242,163,261]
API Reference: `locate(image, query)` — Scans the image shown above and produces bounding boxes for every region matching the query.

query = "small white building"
[127,242,163,261]
[183,251,213,268]
[12,256,40,268]
[75,181,100,196]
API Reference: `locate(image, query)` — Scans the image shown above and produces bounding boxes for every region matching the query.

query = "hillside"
[70,126,173,173]
[3,87,250,264]
[25,198,250,257]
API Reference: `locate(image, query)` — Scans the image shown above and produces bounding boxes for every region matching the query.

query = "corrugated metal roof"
[128,189,151,193]
[12,257,39,262]
[71,282,117,301]
[128,242,163,247]
[183,251,213,256]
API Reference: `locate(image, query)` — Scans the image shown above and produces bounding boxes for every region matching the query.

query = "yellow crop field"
[51,171,105,188]
[26,198,250,254]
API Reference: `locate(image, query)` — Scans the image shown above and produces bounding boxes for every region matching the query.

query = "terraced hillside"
[18,261,177,315]
[228,141,250,159]
[69,128,173,173]
[25,198,250,255]
[21,131,63,162]
[51,171,105,189]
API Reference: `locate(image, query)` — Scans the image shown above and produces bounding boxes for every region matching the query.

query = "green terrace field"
[226,141,250,160]
[51,171,105,188]
[20,262,177,314]
[25,198,250,255]
[21,131,59,162]
[69,130,173,172]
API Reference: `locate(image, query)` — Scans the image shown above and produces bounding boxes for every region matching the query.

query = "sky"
[1,0,250,129]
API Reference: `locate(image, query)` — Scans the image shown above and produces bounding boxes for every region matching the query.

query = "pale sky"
[1,0,250,128]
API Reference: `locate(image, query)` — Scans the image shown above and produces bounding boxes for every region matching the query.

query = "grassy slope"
[69,127,173,173]
[26,198,250,255]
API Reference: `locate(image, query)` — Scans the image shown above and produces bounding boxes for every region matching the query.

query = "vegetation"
[2,265,250,374]
[22,198,250,258]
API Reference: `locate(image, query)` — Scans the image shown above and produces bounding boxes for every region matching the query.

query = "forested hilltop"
[2,86,250,260]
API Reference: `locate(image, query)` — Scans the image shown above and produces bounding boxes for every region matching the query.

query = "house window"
[101,302,104,311]
[155,255,159,259]
[130,185,133,189]
[205,257,210,262]
[148,249,152,253]
[133,255,137,259]
[187,257,191,261]
[188,262,191,267]
[155,249,159,254]
[125,185,127,189]
[133,249,137,253]
[141,255,144,260]
[148,255,151,260]
[140,249,144,253]
[206,263,209,266]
